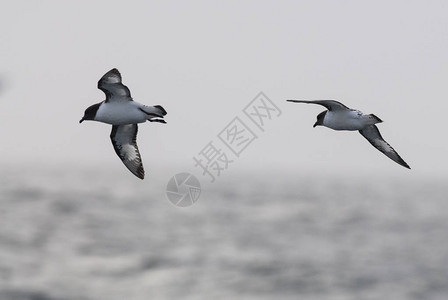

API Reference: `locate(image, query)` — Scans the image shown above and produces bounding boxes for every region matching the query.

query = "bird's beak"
[313,122,318,128]
[79,118,84,123]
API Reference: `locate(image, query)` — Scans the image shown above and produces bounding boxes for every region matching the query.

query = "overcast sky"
[1,1,448,178]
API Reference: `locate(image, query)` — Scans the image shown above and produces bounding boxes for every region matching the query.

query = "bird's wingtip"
[134,169,145,179]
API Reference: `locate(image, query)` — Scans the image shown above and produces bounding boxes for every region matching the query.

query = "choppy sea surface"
[0,163,447,300]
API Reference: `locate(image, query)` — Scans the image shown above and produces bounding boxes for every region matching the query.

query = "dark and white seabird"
[80,68,167,179]
[287,99,410,169]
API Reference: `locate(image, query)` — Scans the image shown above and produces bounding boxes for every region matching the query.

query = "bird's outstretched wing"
[287,100,350,111]
[98,68,132,102]
[359,125,410,169]
[110,124,145,179]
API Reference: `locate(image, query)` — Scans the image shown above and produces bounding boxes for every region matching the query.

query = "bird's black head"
[313,111,326,128]
[79,102,101,123]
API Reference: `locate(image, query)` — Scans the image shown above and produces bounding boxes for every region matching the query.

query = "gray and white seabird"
[287,99,410,169]
[80,68,167,179]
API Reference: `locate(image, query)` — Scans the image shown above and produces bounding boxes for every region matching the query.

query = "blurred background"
[1,1,448,299]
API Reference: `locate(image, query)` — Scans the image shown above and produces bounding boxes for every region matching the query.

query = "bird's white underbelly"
[323,111,365,131]
[96,102,147,125]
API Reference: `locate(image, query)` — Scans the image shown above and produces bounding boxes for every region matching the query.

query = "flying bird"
[80,68,167,179]
[287,100,410,169]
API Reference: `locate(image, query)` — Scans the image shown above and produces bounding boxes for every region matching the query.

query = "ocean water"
[0,164,447,300]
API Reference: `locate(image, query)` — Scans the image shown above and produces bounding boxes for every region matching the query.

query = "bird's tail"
[153,105,167,116]
[140,105,167,123]
[369,114,383,123]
